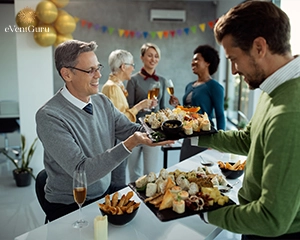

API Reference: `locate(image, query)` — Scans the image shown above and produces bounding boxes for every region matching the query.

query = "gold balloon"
[15,7,38,28]
[54,13,76,34]
[54,33,73,47]
[50,0,69,8]
[57,9,68,16]
[36,1,58,24]
[33,24,57,47]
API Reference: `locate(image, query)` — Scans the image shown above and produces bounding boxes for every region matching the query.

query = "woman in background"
[170,44,225,161]
[101,49,155,187]
[126,43,166,182]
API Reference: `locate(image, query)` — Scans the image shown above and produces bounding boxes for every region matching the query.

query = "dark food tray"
[128,182,235,222]
[139,118,218,142]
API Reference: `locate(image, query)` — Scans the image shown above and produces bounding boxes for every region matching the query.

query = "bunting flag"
[78,17,218,40]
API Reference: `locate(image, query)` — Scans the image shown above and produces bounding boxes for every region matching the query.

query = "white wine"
[167,87,174,95]
[73,187,87,205]
[148,88,160,99]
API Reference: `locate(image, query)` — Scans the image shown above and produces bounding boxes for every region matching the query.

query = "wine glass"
[72,168,88,228]
[166,79,174,96]
[147,82,160,110]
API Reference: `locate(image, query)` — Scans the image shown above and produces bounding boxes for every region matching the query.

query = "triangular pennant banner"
[118,29,124,37]
[108,27,114,34]
[94,24,100,30]
[199,23,206,32]
[81,19,87,27]
[130,31,135,38]
[184,28,189,35]
[124,30,130,37]
[150,31,156,39]
[87,22,93,29]
[177,29,183,36]
[170,30,175,37]
[102,26,108,33]
[208,21,215,29]
[157,31,163,39]
[190,25,197,34]
[136,31,142,38]
[163,31,169,38]
[143,32,148,38]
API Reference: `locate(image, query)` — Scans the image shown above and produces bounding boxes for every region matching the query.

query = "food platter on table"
[140,106,218,142]
[128,166,236,222]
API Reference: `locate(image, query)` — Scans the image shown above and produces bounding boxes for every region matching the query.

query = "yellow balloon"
[15,7,38,28]
[33,24,57,47]
[50,0,69,8]
[57,9,68,16]
[54,33,73,47]
[36,1,58,24]
[54,13,76,34]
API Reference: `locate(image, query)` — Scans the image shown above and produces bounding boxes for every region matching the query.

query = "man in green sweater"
[198,1,300,239]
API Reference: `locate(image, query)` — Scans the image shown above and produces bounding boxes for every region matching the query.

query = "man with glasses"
[35,40,173,222]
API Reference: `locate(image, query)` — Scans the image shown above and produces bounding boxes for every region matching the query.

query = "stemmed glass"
[148,82,160,110]
[72,168,88,228]
[166,79,174,96]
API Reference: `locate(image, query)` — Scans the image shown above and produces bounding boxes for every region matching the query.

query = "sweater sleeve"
[102,83,138,122]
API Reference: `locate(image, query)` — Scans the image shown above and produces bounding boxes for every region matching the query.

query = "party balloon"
[50,0,69,8]
[57,9,68,16]
[54,33,73,47]
[15,7,38,28]
[36,1,58,24]
[33,24,57,47]
[54,13,76,34]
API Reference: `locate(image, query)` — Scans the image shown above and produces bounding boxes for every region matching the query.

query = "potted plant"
[0,134,38,187]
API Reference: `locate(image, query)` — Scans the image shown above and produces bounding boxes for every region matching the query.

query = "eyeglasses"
[124,63,135,68]
[66,64,104,75]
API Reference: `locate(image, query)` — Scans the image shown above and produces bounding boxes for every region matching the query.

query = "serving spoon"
[199,156,214,167]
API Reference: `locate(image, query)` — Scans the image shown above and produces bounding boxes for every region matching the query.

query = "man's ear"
[252,37,267,58]
[60,67,72,82]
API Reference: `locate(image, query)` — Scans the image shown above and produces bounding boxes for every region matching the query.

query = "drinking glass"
[72,168,88,228]
[166,79,174,96]
[147,82,160,110]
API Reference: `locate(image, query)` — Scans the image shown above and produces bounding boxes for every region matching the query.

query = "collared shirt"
[260,55,300,94]
[60,85,92,109]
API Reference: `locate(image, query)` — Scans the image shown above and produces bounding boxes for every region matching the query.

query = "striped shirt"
[260,55,300,94]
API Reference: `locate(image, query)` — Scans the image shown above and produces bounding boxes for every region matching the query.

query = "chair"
[0,101,20,158]
[35,169,49,224]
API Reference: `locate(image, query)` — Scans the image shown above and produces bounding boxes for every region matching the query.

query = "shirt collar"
[260,55,300,94]
[60,85,92,109]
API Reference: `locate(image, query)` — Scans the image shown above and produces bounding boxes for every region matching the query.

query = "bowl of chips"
[218,160,246,179]
[98,191,140,226]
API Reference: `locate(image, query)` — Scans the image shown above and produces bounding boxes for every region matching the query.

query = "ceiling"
[0,0,14,3]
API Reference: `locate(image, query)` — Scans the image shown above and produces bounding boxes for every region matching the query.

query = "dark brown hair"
[214,1,291,55]
[193,45,220,75]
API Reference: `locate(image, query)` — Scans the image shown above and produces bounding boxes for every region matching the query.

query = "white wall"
[13,0,54,172]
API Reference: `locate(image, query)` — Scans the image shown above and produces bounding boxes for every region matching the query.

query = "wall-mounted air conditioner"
[150,9,186,22]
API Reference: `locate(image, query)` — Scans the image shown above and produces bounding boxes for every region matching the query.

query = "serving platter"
[139,117,218,143]
[128,182,235,222]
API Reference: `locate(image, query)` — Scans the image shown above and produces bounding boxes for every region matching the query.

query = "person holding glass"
[126,42,166,182]
[170,44,226,161]
[101,49,156,188]
[35,40,174,222]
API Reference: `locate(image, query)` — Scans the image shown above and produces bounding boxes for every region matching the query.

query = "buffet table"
[14,149,245,240]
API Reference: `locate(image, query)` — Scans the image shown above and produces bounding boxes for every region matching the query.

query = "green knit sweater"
[199,77,300,236]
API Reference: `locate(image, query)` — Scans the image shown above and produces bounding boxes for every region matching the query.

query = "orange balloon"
[54,13,76,34]
[36,1,58,24]
[33,24,57,47]
[15,7,38,28]
[50,0,69,8]
[54,33,73,47]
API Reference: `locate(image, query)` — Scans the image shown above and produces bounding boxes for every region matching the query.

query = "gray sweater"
[36,92,143,204]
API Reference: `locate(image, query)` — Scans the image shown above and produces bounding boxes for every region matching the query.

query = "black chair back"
[35,169,49,224]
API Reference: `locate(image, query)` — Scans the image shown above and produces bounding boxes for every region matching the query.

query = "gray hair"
[108,49,133,74]
[55,40,98,78]
[140,43,161,59]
